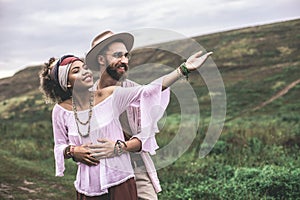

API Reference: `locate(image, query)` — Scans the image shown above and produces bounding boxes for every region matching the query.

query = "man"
[84,30,170,200]
[59,30,213,199]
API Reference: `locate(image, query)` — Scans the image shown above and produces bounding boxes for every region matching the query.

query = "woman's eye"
[72,68,79,73]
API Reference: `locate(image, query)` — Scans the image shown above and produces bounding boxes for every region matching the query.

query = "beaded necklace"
[72,92,94,137]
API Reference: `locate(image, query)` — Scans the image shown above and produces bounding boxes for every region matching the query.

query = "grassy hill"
[0,18,299,199]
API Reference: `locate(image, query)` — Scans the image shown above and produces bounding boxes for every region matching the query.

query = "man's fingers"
[90,152,103,158]
[88,140,110,149]
[88,143,105,149]
[97,138,108,143]
[90,152,112,159]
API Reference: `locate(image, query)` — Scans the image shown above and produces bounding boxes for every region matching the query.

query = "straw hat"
[85,30,134,70]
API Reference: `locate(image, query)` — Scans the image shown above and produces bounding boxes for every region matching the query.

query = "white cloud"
[0,0,299,78]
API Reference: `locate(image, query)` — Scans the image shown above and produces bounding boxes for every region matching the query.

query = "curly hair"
[39,57,72,104]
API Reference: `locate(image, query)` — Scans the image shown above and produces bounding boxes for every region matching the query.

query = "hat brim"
[86,32,134,71]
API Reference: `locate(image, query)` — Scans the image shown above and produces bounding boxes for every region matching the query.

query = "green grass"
[0,149,76,199]
[157,114,300,200]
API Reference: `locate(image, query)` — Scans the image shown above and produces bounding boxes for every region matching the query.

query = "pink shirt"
[52,78,166,196]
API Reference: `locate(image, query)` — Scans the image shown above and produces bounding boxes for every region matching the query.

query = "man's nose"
[120,55,129,64]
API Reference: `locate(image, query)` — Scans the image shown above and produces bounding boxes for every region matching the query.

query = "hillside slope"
[0,18,299,135]
[1,19,299,103]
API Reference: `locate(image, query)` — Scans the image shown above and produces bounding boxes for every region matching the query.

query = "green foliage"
[157,112,300,199]
[222,165,300,199]
[158,157,300,199]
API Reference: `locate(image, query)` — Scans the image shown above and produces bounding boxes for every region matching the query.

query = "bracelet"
[114,140,127,156]
[179,62,190,80]
[65,145,75,159]
[176,67,184,79]
[70,145,75,155]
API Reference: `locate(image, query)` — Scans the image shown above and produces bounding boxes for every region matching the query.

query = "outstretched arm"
[75,51,212,160]
[162,51,213,90]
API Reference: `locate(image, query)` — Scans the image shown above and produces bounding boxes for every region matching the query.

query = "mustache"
[108,62,128,71]
[105,63,127,81]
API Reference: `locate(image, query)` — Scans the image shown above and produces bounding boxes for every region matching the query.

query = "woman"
[39,51,212,199]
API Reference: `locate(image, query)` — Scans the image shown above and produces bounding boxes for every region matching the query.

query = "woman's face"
[68,60,93,90]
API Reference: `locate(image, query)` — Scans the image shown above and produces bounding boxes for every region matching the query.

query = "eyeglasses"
[106,52,131,60]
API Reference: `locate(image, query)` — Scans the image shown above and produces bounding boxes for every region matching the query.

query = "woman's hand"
[186,51,213,71]
[72,144,99,166]
[161,51,213,89]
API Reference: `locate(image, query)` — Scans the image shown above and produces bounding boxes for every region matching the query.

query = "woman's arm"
[162,51,213,90]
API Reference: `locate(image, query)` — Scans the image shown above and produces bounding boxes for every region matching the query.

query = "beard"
[105,62,128,81]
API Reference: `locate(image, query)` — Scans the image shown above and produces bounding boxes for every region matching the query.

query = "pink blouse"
[52,78,166,196]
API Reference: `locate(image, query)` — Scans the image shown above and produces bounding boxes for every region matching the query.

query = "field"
[0,18,299,199]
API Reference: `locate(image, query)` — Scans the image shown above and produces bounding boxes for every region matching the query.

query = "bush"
[159,164,300,199]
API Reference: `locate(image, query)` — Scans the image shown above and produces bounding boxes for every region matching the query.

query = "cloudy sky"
[0,0,299,78]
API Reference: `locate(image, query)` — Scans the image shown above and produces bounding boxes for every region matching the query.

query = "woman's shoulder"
[104,85,117,93]
[57,99,72,111]
[100,86,119,95]
[94,86,117,104]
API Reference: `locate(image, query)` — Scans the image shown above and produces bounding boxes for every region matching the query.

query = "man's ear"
[97,55,105,65]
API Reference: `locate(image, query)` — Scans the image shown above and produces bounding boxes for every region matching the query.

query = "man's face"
[104,42,130,81]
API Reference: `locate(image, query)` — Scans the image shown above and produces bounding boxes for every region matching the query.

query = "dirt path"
[252,79,300,111]
[225,78,300,122]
